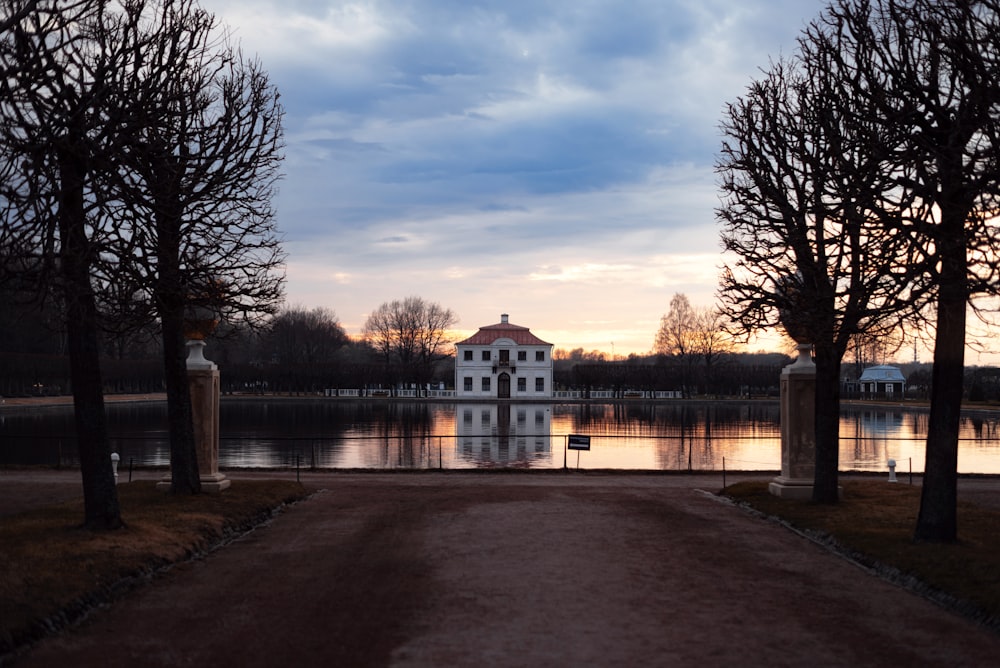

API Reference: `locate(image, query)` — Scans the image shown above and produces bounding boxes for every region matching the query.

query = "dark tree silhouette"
[812,0,1000,540]
[718,42,921,502]
[721,0,1000,525]
[363,296,457,390]
[0,0,145,528]
[266,307,348,368]
[104,0,285,494]
[654,293,735,397]
[1,0,284,500]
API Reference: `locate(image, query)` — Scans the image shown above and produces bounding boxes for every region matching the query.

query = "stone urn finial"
[182,313,218,341]
[777,273,813,345]
[183,302,219,370]
[183,289,221,341]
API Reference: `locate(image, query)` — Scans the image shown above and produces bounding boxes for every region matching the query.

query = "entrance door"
[498,372,511,399]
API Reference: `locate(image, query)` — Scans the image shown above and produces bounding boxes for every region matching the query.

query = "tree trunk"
[812,343,841,504]
[915,215,966,543]
[157,201,201,495]
[162,304,201,494]
[59,149,123,530]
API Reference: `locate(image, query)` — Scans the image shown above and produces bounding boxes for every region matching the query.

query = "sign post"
[568,434,591,470]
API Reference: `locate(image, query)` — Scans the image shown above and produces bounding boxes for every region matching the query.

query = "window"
[535,377,544,392]
[481,350,491,361]
[464,350,473,361]
[535,351,545,362]
[517,377,526,392]
[517,351,527,361]
[464,377,473,392]
[482,377,491,391]
[499,349,509,363]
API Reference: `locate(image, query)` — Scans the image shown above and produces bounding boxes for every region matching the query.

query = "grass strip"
[0,480,310,657]
[724,480,1000,629]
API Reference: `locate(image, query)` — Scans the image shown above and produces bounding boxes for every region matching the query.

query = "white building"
[858,365,906,397]
[455,314,554,399]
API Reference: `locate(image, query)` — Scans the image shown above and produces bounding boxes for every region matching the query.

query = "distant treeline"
[0,291,794,398]
[6,290,1000,401]
[0,346,792,399]
[10,345,1000,402]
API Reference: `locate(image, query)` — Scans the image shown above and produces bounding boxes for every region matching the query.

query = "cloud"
[199,0,830,355]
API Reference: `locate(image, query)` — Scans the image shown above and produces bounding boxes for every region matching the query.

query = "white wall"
[455,337,553,398]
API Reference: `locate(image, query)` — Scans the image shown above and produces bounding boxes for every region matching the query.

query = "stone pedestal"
[158,340,230,493]
[769,344,815,499]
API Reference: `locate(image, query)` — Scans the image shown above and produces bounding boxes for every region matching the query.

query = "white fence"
[553,391,583,399]
[324,388,457,398]
[323,389,682,400]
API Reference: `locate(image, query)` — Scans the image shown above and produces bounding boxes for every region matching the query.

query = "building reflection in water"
[840,407,919,472]
[455,404,552,468]
[8,399,1000,472]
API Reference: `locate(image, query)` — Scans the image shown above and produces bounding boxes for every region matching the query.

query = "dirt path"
[9,473,1000,667]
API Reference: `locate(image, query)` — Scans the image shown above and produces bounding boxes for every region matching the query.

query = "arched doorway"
[498,372,511,399]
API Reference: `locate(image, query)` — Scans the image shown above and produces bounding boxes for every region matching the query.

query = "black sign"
[568,434,591,451]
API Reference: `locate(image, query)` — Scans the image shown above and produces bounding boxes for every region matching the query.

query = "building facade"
[455,314,554,399]
[857,365,906,397]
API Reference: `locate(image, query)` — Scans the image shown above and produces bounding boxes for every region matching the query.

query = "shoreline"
[0,393,168,408]
[3,392,996,413]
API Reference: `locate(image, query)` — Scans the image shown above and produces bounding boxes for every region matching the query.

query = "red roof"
[457,319,551,346]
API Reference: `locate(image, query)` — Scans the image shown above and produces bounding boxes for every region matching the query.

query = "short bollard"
[887,458,898,483]
[111,452,120,483]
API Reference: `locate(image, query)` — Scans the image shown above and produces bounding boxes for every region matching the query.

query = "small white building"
[858,365,906,397]
[455,314,553,399]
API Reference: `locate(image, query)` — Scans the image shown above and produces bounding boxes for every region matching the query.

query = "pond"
[3,398,1000,473]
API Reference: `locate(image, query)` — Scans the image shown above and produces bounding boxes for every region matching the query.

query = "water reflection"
[841,409,911,472]
[456,404,552,468]
[4,399,1000,473]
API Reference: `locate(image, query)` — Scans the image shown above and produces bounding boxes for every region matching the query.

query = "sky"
[199,0,832,357]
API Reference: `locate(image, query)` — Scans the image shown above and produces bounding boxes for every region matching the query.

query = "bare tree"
[0,0,36,32]
[810,0,1000,539]
[362,296,457,389]
[718,35,921,503]
[847,329,906,374]
[691,307,736,396]
[653,293,698,397]
[654,294,734,396]
[0,0,149,529]
[653,294,696,358]
[266,306,348,367]
[103,0,285,494]
[0,0,284,498]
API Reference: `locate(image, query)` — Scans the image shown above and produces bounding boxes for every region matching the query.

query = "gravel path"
[6,471,1000,667]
